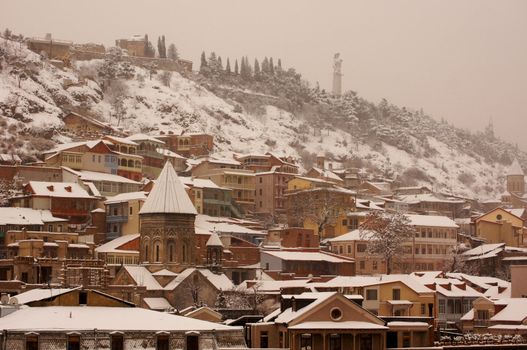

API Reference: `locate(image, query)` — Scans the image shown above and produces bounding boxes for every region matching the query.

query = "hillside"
[0,37,525,200]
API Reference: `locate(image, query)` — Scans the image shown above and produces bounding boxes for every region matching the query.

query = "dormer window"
[47,185,54,192]
[65,186,72,192]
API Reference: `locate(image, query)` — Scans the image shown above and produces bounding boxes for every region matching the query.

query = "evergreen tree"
[277,58,282,71]
[157,37,162,58]
[225,58,231,74]
[262,57,269,74]
[254,58,260,77]
[200,51,208,74]
[161,35,166,58]
[269,57,275,75]
[234,59,239,75]
[167,44,179,60]
[144,34,155,58]
[218,56,223,71]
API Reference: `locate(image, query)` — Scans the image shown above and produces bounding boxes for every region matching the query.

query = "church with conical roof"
[139,162,198,271]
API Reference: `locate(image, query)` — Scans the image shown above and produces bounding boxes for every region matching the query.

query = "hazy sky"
[2,0,526,150]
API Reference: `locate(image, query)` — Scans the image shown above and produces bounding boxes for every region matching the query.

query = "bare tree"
[0,178,18,207]
[158,70,172,87]
[105,80,128,126]
[286,187,352,237]
[360,211,415,274]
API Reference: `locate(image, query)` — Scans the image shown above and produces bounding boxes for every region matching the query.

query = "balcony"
[106,215,128,223]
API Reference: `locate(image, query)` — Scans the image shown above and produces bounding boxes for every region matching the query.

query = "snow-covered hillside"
[0,38,523,200]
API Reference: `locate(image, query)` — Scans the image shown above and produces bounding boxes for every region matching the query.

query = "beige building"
[104,191,147,237]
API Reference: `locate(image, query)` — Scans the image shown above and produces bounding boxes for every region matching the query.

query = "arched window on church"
[155,243,160,262]
[182,244,187,263]
[144,244,149,262]
[168,243,175,262]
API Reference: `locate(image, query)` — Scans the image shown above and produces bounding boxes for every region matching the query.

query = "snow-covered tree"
[234,59,239,75]
[269,57,274,75]
[167,43,178,60]
[158,70,172,87]
[0,178,17,207]
[360,211,415,274]
[105,79,128,126]
[143,34,155,58]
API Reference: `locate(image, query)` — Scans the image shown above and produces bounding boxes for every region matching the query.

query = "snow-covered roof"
[28,181,95,199]
[95,234,140,254]
[104,191,148,204]
[262,250,353,263]
[195,215,263,236]
[103,135,138,146]
[462,243,504,257]
[308,167,343,182]
[406,214,459,228]
[490,298,527,322]
[397,193,465,204]
[238,279,311,293]
[326,229,374,242]
[505,208,525,218]
[152,269,178,277]
[0,306,236,331]
[63,168,141,185]
[289,321,387,330]
[198,269,234,291]
[180,177,222,190]
[206,232,224,247]
[432,279,482,298]
[0,153,21,162]
[11,288,77,305]
[123,265,163,290]
[125,133,165,144]
[156,148,186,159]
[312,275,432,294]
[0,208,67,225]
[143,297,172,310]
[139,162,197,215]
[507,159,524,176]
[275,292,337,323]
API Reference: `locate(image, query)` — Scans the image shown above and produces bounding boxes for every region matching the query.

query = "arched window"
[155,243,160,262]
[127,159,134,167]
[144,244,149,262]
[182,244,187,263]
[120,158,127,166]
[120,145,128,153]
[168,242,175,262]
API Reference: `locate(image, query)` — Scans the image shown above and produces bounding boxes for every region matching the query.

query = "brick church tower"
[139,162,197,272]
[507,159,525,195]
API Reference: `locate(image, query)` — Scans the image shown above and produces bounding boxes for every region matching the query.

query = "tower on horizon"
[332,53,343,96]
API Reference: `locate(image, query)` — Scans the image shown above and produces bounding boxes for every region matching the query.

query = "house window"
[373,261,378,270]
[129,206,133,215]
[357,244,367,253]
[477,310,489,320]
[79,291,87,305]
[359,260,365,270]
[392,288,401,300]
[366,289,378,300]
[68,335,80,350]
[421,304,426,315]
[300,334,312,350]
[260,331,269,348]
[26,334,39,350]
[111,334,124,350]
[329,334,341,350]
[156,334,169,350]
[347,245,351,254]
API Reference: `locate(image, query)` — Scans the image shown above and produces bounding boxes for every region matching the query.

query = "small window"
[156,334,169,350]
[359,260,365,270]
[26,335,39,350]
[366,289,378,300]
[129,206,133,215]
[357,244,367,253]
[68,335,80,350]
[392,289,401,300]
[330,307,343,321]
[79,291,88,305]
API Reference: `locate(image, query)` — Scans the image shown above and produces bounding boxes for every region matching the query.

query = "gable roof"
[95,234,140,254]
[0,208,67,226]
[206,232,224,247]
[0,306,235,332]
[27,181,95,199]
[11,288,78,305]
[139,162,197,215]
[406,214,459,228]
[508,159,524,176]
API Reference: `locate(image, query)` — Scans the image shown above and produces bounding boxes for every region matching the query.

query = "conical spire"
[139,162,197,215]
[206,232,224,247]
[508,159,524,176]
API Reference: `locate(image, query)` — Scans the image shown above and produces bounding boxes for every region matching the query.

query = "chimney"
[47,185,54,192]
[291,296,297,312]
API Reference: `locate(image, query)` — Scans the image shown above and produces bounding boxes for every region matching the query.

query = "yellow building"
[475,207,524,247]
[286,176,355,239]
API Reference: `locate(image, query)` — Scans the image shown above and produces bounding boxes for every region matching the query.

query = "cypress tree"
[200,51,208,73]
[269,57,275,75]
[254,58,260,77]
[234,59,239,75]
[225,58,231,74]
